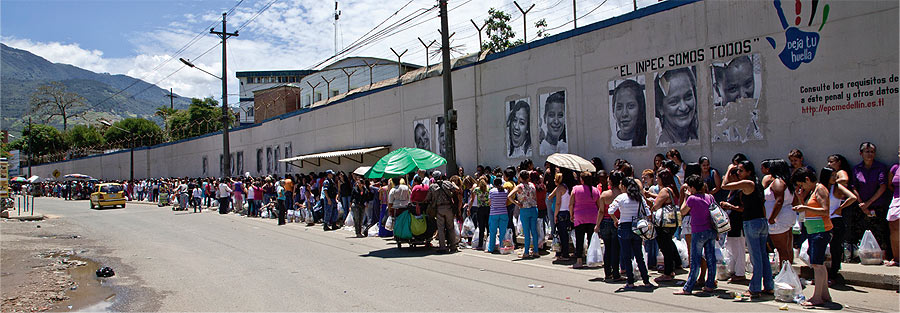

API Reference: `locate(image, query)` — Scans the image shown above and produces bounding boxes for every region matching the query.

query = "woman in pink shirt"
[569,171,602,268]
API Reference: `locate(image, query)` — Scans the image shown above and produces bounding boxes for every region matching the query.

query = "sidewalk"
[795,262,900,290]
[1,208,45,220]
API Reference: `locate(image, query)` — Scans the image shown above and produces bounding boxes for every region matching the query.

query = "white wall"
[32,0,899,180]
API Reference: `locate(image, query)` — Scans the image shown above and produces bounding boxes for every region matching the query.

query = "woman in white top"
[551,173,572,260]
[386,177,410,216]
[760,159,797,264]
[608,177,652,289]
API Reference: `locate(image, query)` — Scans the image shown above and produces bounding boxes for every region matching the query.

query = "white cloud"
[2,0,651,104]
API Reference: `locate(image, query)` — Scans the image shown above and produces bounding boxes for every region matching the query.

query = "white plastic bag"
[504,228,514,247]
[674,238,689,267]
[773,261,803,302]
[344,211,354,227]
[385,216,394,231]
[586,233,603,266]
[462,217,476,238]
[367,226,379,237]
[536,218,546,248]
[799,240,810,266]
[859,230,884,265]
[261,210,270,218]
[472,231,481,249]
[515,217,523,236]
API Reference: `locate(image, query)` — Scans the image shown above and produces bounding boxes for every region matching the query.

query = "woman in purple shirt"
[852,142,892,262]
[886,146,899,267]
[674,174,718,295]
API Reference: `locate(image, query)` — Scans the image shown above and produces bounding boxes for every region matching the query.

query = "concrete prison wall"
[31,0,899,180]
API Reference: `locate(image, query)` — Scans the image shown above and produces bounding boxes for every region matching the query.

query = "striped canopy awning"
[279,145,390,169]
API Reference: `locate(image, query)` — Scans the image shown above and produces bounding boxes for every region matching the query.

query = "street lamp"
[179,57,232,179]
[99,119,134,182]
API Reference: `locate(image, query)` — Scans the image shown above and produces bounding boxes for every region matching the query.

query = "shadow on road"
[360,247,434,259]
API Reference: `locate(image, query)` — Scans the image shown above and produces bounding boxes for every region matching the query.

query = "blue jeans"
[618,222,649,285]
[519,207,539,255]
[683,229,718,292]
[323,200,337,225]
[341,196,352,220]
[488,214,509,252]
[598,218,620,278]
[644,238,659,269]
[744,218,774,292]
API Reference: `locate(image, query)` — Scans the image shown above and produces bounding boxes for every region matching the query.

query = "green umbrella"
[365,147,446,179]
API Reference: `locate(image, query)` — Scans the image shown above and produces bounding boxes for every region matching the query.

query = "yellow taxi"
[90,183,126,209]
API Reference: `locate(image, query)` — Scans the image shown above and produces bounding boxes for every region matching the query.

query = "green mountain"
[1,43,191,135]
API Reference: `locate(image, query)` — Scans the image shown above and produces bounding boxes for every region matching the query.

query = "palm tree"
[155,106,178,141]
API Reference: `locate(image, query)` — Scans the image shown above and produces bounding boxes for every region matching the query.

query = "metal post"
[470,19,486,53]
[340,68,356,92]
[514,1,535,44]
[306,81,321,106]
[130,142,134,182]
[321,76,336,100]
[390,48,408,78]
[362,60,377,86]
[573,0,577,28]
[211,12,238,179]
[439,0,457,177]
[27,117,31,177]
[417,37,436,69]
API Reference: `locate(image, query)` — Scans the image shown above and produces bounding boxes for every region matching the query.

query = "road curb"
[794,265,899,290]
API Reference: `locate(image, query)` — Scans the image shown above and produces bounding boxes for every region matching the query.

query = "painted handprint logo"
[766,0,830,70]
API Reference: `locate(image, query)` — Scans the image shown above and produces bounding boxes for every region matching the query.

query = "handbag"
[653,204,680,228]
[632,197,657,240]
[707,194,732,234]
[410,214,427,236]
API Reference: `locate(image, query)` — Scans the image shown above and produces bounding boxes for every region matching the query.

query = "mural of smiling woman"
[608,76,648,149]
[506,98,532,158]
[539,90,568,155]
[654,66,699,145]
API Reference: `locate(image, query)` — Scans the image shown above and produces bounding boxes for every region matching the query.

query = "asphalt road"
[28,197,900,312]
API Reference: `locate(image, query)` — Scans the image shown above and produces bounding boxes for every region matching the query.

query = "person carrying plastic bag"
[487,178,510,253]
[586,233,604,267]
[790,167,833,307]
[674,175,718,295]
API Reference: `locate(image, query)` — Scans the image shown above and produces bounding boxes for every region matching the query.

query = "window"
[248,107,254,117]
[236,151,244,175]
[315,92,322,101]
[256,148,263,173]
[202,156,208,176]
[274,144,281,173]
[331,90,339,97]
[219,154,224,176]
[284,142,292,173]
[100,185,123,193]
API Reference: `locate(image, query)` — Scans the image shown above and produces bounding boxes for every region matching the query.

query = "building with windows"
[252,84,303,123]
[236,70,317,124]
[235,57,419,123]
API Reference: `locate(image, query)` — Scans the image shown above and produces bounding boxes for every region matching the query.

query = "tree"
[104,118,164,149]
[65,125,105,149]
[167,97,234,141]
[29,81,88,131]
[482,8,523,53]
[535,18,550,39]
[8,124,67,157]
[155,106,178,122]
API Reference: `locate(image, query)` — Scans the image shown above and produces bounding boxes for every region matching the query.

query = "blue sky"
[1,0,641,102]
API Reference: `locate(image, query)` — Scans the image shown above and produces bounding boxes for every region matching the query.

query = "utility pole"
[334,1,342,56]
[439,0,457,177]
[211,12,238,179]
[165,88,177,110]
[27,117,31,177]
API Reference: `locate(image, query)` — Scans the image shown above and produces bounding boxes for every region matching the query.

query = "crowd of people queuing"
[28,142,900,306]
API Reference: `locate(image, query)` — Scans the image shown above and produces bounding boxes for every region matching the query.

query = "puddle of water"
[52,256,116,312]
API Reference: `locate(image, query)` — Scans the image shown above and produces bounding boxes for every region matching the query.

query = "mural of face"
[614,88,639,140]
[724,57,755,103]
[660,71,696,131]
[414,123,430,150]
[544,100,565,142]
[510,108,528,147]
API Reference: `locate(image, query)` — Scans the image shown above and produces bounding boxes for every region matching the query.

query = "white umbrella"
[27,175,40,183]
[353,166,372,176]
[546,153,596,172]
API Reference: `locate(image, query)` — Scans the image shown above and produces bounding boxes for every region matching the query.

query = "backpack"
[325,180,338,198]
[437,181,460,215]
